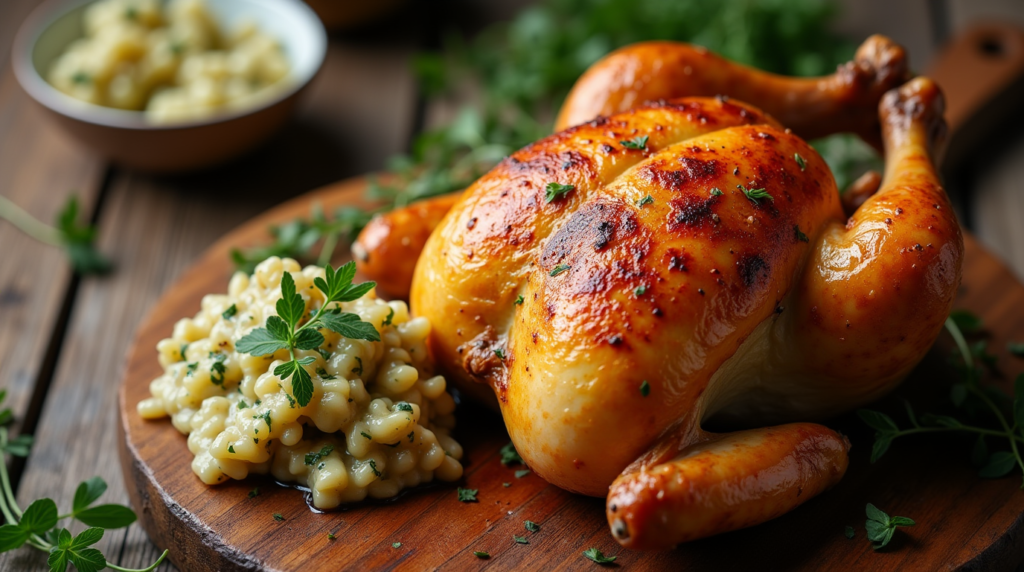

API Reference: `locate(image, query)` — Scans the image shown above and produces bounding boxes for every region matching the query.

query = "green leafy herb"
[235,263,378,407]
[474,550,490,558]
[500,442,524,466]
[524,520,540,532]
[545,182,576,203]
[513,535,529,545]
[515,469,531,478]
[844,526,855,539]
[222,304,238,320]
[361,431,372,440]
[620,136,648,150]
[383,307,395,326]
[0,400,166,571]
[738,184,773,204]
[549,264,570,277]
[394,402,414,413]
[636,195,654,208]
[794,153,807,171]
[639,380,651,397]
[317,368,337,380]
[392,542,402,548]
[794,225,809,243]
[634,285,647,296]
[366,459,382,477]
[248,488,260,498]
[237,400,248,410]
[228,445,235,454]
[328,532,337,540]
[210,353,228,385]
[710,188,723,197]
[457,487,479,502]
[865,503,915,550]
[514,294,525,305]
[304,445,335,467]
[494,348,506,360]
[583,547,617,564]
[273,513,284,522]
[0,195,112,275]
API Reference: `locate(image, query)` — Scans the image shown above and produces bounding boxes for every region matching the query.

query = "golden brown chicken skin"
[410,75,959,548]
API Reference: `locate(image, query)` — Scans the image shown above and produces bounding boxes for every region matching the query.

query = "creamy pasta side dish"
[49,0,290,123]
[138,257,464,509]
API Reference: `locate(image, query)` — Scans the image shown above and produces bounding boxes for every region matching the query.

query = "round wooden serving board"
[119,176,1024,572]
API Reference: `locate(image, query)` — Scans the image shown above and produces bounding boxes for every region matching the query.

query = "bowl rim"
[11,0,327,131]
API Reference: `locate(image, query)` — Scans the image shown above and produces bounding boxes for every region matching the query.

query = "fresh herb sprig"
[235,262,379,407]
[859,313,1024,484]
[864,504,915,550]
[0,195,110,275]
[0,393,167,571]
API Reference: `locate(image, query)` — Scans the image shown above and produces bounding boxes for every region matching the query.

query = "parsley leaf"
[634,285,647,296]
[513,535,529,545]
[549,264,570,277]
[620,135,648,150]
[304,445,335,466]
[273,513,284,522]
[583,547,617,564]
[545,182,575,203]
[636,195,654,208]
[276,272,306,330]
[738,184,773,204]
[844,526,855,539]
[319,311,381,342]
[392,542,402,548]
[248,488,261,498]
[794,153,807,171]
[639,380,651,397]
[514,295,525,305]
[457,487,478,502]
[235,324,289,356]
[221,304,238,320]
[794,225,810,243]
[474,551,490,558]
[710,188,723,196]
[524,520,540,532]
[500,442,523,465]
[514,469,531,478]
[865,503,915,550]
[494,348,506,360]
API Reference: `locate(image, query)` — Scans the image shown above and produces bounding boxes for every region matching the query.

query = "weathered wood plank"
[0,39,417,571]
[0,68,104,439]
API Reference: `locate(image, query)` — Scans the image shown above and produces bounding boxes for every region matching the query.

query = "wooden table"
[2,1,1024,571]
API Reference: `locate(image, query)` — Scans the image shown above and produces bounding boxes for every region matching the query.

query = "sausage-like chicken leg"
[354,36,909,297]
[601,78,956,550]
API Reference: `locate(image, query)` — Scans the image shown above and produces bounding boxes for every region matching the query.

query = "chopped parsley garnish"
[227,445,235,454]
[394,402,413,413]
[494,348,506,360]
[500,442,523,465]
[457,487,478,502]
[634,285,647,296]
[235,263,379,407]
[524,520,540,533]
[710,188,723,196]
[304,445,334,466]
[258,411,273,433]
[317,348,332,361]
[210,353,227,385]
[639,380,651,397]
[367,459,382,477]
[620,135,648,150]
[738,184,773,204]
[237,400,248,410]
[549,264,570,277]
[272,513,284,522]
[544,182,575,203]
[179,343,189,360]
[284,393,296,408]
[794,225,810,243]
[513,535,529,545]
[636,194,654,208]
[328,532,337,540]
[248,487,260,498]
[352,357,364,376]
[186,362,198,375]
[383,308,395,326]
[71,71,92,85]
[317,367,337,380]
[515,469,531,478]
[222,304,238,320]
[794,153,807,171]
[392,542,402,548]
[865,503,915,550]
[474,551,490,558]
[583,547,617,564]
[361,431,372,440]
[514,295,525,305]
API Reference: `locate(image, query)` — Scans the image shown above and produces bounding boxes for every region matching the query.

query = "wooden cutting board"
[117,176,1024,572]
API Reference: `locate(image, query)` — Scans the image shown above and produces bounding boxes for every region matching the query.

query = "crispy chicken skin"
[410,74,959,548]
[353,35,910,294]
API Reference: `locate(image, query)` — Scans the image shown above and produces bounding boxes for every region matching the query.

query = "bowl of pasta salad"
[12,0,326,172]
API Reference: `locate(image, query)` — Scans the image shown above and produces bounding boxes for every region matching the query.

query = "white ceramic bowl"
[13,0,327,172]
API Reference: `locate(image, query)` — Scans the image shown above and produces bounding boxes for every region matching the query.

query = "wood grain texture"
[119,176,1024,572]
[0,68,104,438]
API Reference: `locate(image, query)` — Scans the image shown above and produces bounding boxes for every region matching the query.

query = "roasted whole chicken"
[354,36,963,549]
